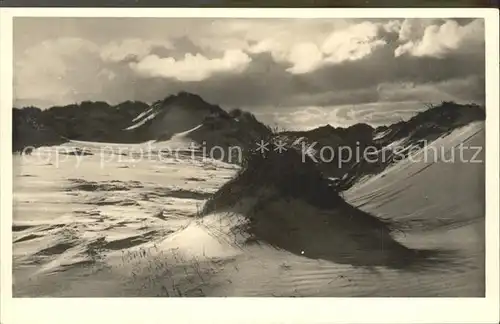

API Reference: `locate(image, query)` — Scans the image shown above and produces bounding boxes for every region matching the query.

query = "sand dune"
[12,119,484,297]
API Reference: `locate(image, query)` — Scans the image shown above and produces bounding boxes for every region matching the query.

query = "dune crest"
[201,145,445,270]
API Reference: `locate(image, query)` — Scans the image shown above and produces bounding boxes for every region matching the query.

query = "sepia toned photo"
[9,15,489,298]
[1,8,499,324]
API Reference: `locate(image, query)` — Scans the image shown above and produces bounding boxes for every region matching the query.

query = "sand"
[12,122,485,297]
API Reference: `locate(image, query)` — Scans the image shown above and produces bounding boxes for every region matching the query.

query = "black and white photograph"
[1,8,499,324]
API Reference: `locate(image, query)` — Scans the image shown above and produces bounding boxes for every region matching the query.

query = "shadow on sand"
[202,147,455,271]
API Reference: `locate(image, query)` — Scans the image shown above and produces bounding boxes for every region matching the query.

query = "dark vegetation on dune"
[14,92,484,189]
[14,91,484,180]
[202,140,449,270]
[203,146,343,213]
[13,93,484,223]
[200,100,483,268]
[13,93,483,270]
[338,102,485,189]
[13,91,272,153]
[13,100,149,151]
[276,101,485,189]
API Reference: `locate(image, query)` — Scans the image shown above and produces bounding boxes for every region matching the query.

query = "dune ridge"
[201,142,452,270]
[12,93,485,297]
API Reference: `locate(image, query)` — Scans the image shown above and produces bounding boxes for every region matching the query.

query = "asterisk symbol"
[188,142,199,151]
[255,140,270,154]
[273,140,288,153]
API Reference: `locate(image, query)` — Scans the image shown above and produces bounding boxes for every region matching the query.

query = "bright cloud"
[100,38,173,62]
[286,42,324,74]
[253,21,389,74]
[13,18,486,116]
[321,22,386,64]
[395,19,484,58]
[130,49,252,82]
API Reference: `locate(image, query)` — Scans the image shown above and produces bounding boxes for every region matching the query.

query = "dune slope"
[12,103,485,297]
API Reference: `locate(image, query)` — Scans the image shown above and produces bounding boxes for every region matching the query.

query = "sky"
[13,17,485,129]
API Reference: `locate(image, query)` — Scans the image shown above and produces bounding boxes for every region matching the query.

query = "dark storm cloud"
[14,17,486,126]
[125,43,484,110]
[149,36,221,60]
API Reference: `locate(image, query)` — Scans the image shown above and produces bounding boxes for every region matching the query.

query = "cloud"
[130,49,252,82]
[256,101,427,130]
[249,38,289,62]
[13,18,486,127]
[382,20,402,34]
[395,19,484,58]
[397,18,438,43]
[14,37,104,105]
[286,42,324,74]
[321,21,387,64]
[256,106,336,130]
[376,76,485,104]
[253,21,390,74]
[100,38,173,62]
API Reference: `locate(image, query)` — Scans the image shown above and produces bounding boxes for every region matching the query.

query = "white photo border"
[1,7,498,324]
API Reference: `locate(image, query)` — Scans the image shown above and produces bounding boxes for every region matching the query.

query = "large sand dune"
[12,121,485,297]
